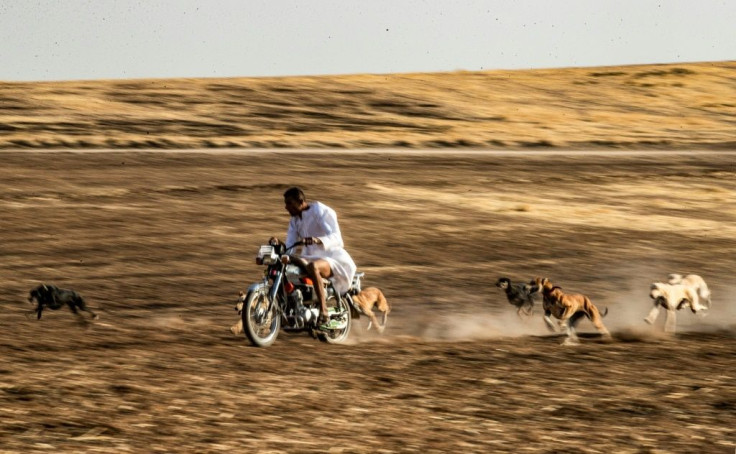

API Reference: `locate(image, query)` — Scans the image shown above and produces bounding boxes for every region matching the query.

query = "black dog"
[495,277,536,316]
[28,284,98,320]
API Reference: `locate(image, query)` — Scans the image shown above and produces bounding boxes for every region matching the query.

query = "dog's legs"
[517,303,533,317]
[231,298,245,334]
[69,304,83,319]
[585,306,611,339]
[644,304,661,325]
[25,308,41,319]
[569,312,585,330]
[81,307,99,320]
[67,304,90,327]
[558,304,580,342]
[561,319,580,345]
[688,292,704,313]
[569,311,593,342]
[594,320,611,338]
[701,288,712,309]
[380,310,388,333]
[230,319,243,335]
[75,296,99,320]
[543,311,558,332]
[375,291,389,333]
[36,306,44,320]
[664,309,677,333]
[363,309,382,333]
[524,301,534,316]
[544,316,558,332]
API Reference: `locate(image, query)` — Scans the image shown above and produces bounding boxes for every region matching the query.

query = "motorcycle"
[240,241,365,347]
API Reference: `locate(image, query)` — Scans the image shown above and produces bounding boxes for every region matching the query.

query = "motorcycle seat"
[300,276,332,287]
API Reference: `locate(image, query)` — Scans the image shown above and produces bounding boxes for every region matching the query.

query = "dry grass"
[1,61,735,149]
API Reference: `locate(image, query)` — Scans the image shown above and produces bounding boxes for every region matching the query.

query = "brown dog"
[531,277,611,345]
[349,287,390,333]
[229,291,246,336]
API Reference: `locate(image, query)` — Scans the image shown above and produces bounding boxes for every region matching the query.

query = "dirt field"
[0,150,734,453]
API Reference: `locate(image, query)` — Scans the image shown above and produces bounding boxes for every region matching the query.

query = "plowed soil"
[1,150,735,453]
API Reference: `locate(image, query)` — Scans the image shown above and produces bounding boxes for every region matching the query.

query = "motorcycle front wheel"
[318,293,352,344]
[242,287,281,347]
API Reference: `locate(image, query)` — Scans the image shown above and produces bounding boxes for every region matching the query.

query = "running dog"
[495,277,535,316]
[28,284,98,320]
[667,273,711,310]
[530,277,611,345]
[645,281,707,333]
[349,287,391,333]
[230,291,246,335]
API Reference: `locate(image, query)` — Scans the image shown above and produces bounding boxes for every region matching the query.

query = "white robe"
[285,201,356,295]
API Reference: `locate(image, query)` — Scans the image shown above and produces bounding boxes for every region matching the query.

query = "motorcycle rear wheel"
[242,287,280,347]
[318,293,352,344]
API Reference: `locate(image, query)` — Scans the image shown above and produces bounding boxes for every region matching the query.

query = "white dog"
[667,273,711,309]
[645,281,707,333]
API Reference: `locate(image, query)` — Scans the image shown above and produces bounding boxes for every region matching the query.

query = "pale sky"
[1,0,734,82]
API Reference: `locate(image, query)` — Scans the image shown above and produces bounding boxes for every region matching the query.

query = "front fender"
[240,282,276,319]
[247,282,268,294]
[244,282,269,304]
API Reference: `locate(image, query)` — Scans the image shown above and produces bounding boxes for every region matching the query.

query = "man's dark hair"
[283,187,306,202]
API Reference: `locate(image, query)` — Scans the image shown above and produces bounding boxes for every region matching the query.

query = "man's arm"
[315,206,343,250]
[285,218,299,249]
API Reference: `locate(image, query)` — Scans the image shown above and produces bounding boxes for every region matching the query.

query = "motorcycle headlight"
[257,245,279,265]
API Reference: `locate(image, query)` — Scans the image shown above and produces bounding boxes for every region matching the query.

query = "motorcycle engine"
[289,289,317,328]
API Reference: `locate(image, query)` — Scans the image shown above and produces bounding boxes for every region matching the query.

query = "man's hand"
[303,237,322,246]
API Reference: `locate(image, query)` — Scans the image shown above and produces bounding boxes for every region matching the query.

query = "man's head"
[283,186,307,216]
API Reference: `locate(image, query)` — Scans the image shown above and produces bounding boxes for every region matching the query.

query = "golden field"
[1,61,735,150]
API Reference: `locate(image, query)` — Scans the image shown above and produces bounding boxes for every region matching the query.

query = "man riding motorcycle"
[269,187,356,329]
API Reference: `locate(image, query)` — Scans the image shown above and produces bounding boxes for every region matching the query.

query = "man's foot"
[317,311,329,325]
[319,318,343,330]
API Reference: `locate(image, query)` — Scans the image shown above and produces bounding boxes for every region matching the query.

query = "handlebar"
[266,240,302,256]
[267,240,310,256]
[285,241,304,251]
